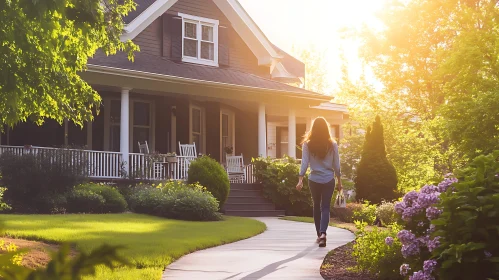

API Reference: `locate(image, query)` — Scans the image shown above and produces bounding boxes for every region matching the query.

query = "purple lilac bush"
[386,175,457,280]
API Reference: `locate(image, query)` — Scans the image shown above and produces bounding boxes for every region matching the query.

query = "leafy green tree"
[354,116,398,204]
[339,124,365,180]
[0,0,138,127]
[291,45,330,95]
[355,0,499,161]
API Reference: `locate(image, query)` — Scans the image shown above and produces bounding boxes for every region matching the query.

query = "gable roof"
[123,0,156,24]
[272,44,305,80]
[87,51,327,99]
[121,0,301,82]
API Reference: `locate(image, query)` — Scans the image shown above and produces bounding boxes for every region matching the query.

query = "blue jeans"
[309,179,335,236]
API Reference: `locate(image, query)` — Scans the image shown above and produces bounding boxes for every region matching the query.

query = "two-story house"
[0,0,348,181]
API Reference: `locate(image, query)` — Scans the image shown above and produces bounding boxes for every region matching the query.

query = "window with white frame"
[132,101,152,153]
[180,13,219,67]
[190,105,205,153]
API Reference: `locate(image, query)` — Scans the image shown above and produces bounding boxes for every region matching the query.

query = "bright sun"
[238,0,388,87]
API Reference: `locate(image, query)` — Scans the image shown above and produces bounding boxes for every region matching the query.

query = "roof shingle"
[88,51,325,97]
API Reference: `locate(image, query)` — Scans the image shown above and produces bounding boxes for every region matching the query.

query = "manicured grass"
[0,213,266,280]
[280,216,360,233]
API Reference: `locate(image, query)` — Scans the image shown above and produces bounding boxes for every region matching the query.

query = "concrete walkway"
[162,217,355,280]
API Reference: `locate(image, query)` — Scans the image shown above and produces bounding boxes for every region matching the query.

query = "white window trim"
[220,109,235,161]
[103,97,155,153]
[179,12,219,67]
[189,104,206,154]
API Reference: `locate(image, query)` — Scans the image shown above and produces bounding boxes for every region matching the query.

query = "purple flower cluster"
[409,270,435,280]
[397,230,416,244]
[416,191,440,208]
[437,176,458,193]
[426,207,442,220]
[407,261,437,280]
[426,237,441,252]
[400,264,411,276]
[395,186,441,222]
[385,236,394,246]
[423,260,437,274]
[402,243,420,258]
[395,176,458,278]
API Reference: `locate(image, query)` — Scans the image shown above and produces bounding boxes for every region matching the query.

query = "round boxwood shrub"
[375,201,400,226]
[76,183,128,213]
[66,189,105,213]
[187,155,230,207]
[129,181,221,221]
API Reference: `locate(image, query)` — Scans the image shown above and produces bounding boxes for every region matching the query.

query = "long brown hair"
[302,117,334,159]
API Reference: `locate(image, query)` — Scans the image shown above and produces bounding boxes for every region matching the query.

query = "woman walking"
[296,117,342,247]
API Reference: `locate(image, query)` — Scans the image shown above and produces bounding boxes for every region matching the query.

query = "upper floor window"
[180,13,219,67]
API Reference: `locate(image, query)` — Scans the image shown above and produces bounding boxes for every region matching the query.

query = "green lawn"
[0,213,266,280]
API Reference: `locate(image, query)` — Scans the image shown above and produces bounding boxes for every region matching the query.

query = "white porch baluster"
[120,88,130,174]
[258,103,267,157]
[288,109,296,158]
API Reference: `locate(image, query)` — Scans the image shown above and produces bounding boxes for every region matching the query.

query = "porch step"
[229,189,262,197]
[225,183,283,217]
[225,210,285,217]
[224,202,276,211]
[230,183,262,191]
[226,196,270,204]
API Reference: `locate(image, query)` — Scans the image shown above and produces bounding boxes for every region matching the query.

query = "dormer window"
[180,13,219,67]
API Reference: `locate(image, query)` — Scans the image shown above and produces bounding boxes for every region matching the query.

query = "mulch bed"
[320,241,376,280]
[2,238,77,269]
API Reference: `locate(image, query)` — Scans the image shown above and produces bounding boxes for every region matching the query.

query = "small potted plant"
[224,146,233,156]
[166,152,178,163]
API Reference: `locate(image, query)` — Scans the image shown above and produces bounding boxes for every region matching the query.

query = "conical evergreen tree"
[355,116,398,204]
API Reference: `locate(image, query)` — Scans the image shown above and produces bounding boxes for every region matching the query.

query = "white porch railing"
[245,164,256,184]
[0,145,256,183]
[129,153,195,181]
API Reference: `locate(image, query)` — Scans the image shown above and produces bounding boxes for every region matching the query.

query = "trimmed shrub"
[376,201,399,226]
[76,183,127,213]
[66,189,105,213]
[352,221,404,279]
[353,201,377,225]
[355,116,398,204]
[129,181,221,221]
[332,203,363,223]
[253,156,312,216]
[0,187,12,213]
[0,149,88,213]
[187,156,230,207]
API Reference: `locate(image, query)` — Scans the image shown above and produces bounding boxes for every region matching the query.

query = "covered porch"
[0,65,347,182]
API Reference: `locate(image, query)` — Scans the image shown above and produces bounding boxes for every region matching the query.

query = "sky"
[238,0,387,92]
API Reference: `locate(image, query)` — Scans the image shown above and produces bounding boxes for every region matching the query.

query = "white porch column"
[258,103,267,157]
[120,88,130,173]
[288,109,296,158]
[306,117,313,132]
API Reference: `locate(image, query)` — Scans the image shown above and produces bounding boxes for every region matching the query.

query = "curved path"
[162,217,355,280]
